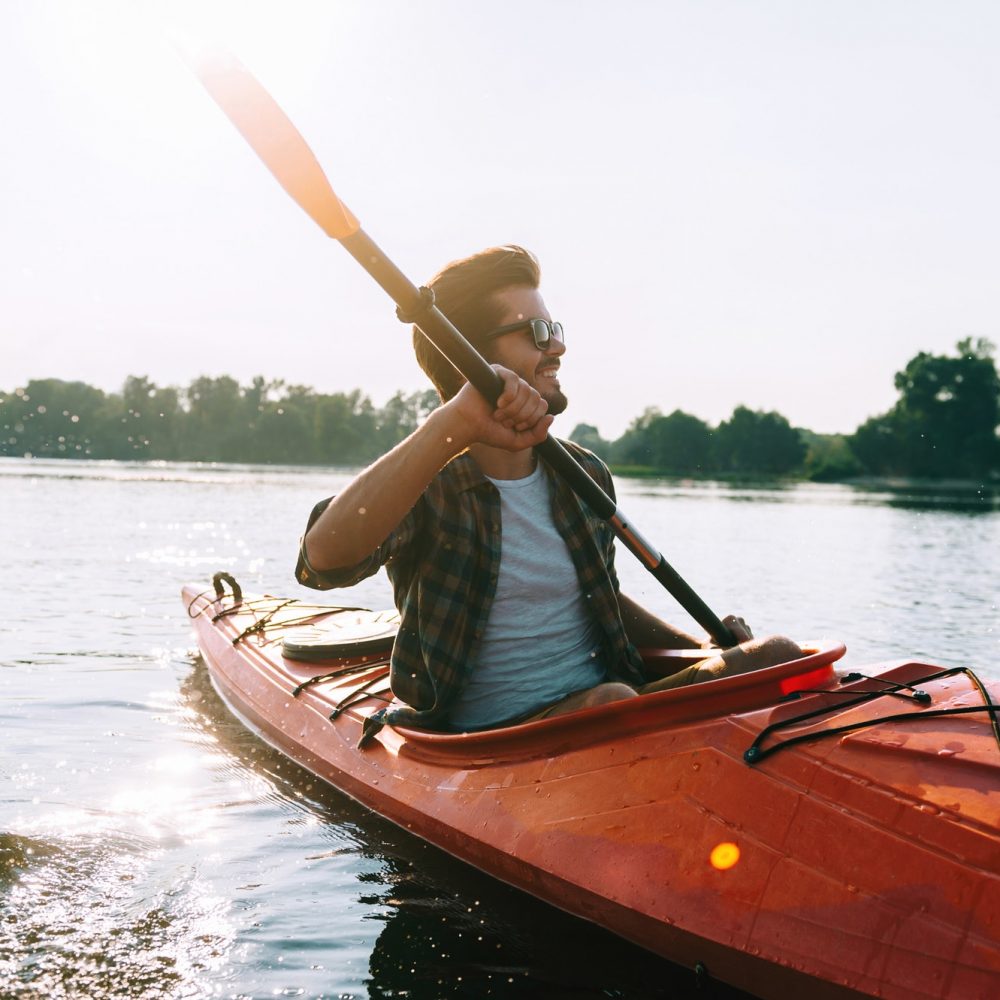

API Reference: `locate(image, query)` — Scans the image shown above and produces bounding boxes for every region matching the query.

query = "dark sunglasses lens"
[529,319,563,349]
[529,319,550,348]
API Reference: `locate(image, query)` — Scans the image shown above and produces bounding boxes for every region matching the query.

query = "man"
[297,245,800,731]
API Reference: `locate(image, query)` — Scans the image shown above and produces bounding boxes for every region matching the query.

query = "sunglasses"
[482,317,564,350]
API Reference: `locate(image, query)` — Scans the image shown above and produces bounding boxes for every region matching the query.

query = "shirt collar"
[440,451,491,493]
[441,447,551,494]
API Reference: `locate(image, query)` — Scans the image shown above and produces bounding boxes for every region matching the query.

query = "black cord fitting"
[395,286,435,324]
[211,571,243,604]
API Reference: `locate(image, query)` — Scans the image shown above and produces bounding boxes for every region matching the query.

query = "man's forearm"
[619,593,702,649]
[304,408,463,571]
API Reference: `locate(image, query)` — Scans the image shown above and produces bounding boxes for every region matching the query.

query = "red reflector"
[779,665,836,696]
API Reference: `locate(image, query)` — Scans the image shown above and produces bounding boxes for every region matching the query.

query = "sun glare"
[710,841,741,871]
[21,1,338,171]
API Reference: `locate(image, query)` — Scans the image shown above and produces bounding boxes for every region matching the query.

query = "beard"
[534,361,567,416]
[543,387,568,416]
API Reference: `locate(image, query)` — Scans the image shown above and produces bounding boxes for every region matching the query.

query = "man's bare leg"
[524,634,803,719]
[640,635,804,693]
[533,682,639,720]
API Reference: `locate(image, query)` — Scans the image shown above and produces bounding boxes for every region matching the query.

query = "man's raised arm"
[303,367,552,572]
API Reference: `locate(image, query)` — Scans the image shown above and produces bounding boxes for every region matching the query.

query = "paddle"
[184,46,737,649]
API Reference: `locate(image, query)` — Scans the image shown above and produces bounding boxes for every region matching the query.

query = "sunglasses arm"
[340,229,738,649]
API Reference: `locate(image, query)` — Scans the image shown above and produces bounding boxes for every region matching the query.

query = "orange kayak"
[182,581,1000,999]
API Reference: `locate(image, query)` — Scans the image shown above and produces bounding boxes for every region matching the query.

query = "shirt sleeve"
[295,495,421,591]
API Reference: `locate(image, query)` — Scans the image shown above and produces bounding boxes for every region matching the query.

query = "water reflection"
[624,475,1000,514]
[180,660,757,1000]
[845,480,1000,513]
[0,455,361,488]
[0,827,231,999]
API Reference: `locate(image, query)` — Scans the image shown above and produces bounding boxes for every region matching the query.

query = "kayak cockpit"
[183,583,846,763]
[391,640,846,764]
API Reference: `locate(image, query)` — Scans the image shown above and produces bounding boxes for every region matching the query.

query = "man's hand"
[703,614,754,649]
[444,366,553,452]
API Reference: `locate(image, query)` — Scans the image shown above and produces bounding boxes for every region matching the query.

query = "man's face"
[481,286,568,415]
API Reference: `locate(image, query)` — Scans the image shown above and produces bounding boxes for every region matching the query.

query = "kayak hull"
[182,584,1000,999]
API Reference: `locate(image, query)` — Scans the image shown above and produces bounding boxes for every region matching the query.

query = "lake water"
[2,457,997,1000]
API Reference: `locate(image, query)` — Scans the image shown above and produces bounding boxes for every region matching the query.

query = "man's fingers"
[492,371,547,428]
[723,614,753,643]
[492,368,521,410]
[512,413,554,446]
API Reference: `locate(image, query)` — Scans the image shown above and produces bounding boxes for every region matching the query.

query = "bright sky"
[3,0,998,438]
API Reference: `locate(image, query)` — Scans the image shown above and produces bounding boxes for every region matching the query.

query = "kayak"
[182,579,1000,999]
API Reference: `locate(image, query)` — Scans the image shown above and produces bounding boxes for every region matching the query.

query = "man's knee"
[584,682,639,707]
[706,634,803,680]
[540,681,638,720]
[745,634,803,668]
[593,681,639,705]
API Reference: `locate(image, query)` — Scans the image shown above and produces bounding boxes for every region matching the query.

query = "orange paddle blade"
[188,46,360,240]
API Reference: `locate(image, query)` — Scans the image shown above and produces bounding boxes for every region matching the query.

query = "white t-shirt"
[447,463,606,729]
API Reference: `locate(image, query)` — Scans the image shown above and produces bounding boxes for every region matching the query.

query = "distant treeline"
[576,338,998,480]
[0,375,441,466]
[2,339,997,480]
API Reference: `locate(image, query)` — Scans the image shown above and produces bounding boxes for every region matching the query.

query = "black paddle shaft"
[341,229,737,648]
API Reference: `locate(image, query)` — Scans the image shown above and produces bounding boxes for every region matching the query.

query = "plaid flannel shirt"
[295,439,645,729]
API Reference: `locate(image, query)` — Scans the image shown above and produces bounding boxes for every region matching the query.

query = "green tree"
[606,408,716,473]
[270,383,320,464]
[645,410,715,473]
[313,390,377,465]
[118,375,182,459]
[849,413,898,475]
[714,405,805,474]
[373,389,440,454]
[569,423,611,459]
[180,376,244,461]
[849,338,1000,477]
[609,407,662,466]
[254,403,313,463]
[802,432,862,481]
[0,379,113,458]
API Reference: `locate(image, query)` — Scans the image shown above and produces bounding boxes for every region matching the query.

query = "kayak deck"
[183,584,1000,1000]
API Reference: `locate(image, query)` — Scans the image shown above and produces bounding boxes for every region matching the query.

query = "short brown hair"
[412,245,541,400]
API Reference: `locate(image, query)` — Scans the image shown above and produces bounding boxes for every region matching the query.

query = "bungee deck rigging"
[744,665,1000,764]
